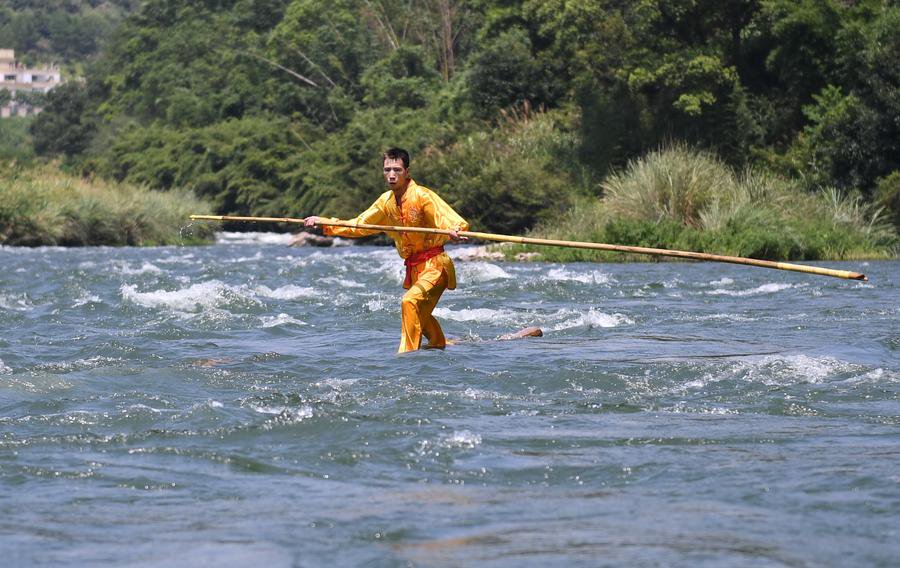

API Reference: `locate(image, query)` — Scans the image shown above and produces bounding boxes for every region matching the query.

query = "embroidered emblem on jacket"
[405,207,423,225]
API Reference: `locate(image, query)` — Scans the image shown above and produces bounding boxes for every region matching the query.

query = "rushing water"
[1,235,897,567]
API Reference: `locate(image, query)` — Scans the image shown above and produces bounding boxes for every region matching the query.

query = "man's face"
[383,158,409,190]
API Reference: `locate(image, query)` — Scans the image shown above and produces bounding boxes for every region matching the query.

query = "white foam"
[315,378,359,389]
[188,400,225,412]
[667,403,739,415]
[56,410,105,426]
[432,306,520,325]
[0,359,11,375]
[0,292,32,311]
[693,313,756,323]
[260,313,306,328]
[708,283,799,297]
[710,277,734,286]
[121,281,250,312]
[551,309,633,331]
[253,404,314,422]
[461,387,506,400]
[321,277,365,289]
[215,231,293,245]
[157,253,195,264]
[544,267,613,284]
[366,297,393,312]
[369,257,405,284]
[232,251,265,262]
[456,262,513,283]
[678,354,862,392]
[757,354,857,384]
[842,367,900,385]
[632,288,658,298]
[255,284,319,300]
[251,405,284,415]
[125,404,165,414]
[36,356,122,373]
[441,430,482,449]
[72,294,102,307]
[118,261,164,275]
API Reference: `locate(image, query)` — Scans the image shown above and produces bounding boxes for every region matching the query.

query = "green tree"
[267,0,376,129]
[361,45,440,109]
[760,0,843,136]
[31,81,95,157]
[788,86,881,191]
[466,28,552,117]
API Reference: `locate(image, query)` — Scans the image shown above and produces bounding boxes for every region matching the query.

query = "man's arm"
[423,190,469,242]
[304,197,389,238]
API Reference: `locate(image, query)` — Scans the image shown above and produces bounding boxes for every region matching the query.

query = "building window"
[3,75,15,81]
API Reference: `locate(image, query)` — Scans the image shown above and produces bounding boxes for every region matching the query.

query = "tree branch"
[236,50,319,88]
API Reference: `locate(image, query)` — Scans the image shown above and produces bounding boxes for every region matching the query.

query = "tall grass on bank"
[0,163,215,246]
[504,145,896,262]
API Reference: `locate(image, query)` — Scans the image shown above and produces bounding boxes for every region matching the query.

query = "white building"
[0,49,63,118]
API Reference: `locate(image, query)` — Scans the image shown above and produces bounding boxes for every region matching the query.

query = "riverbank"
[2,146,896,259]
[0,164,214,246]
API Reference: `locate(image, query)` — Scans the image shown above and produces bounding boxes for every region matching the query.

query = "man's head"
[383,147,411,191]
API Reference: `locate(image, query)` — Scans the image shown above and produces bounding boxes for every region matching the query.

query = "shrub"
[418,104,583,234]
[874,171,900,231]
[0,117,35,163]
[600,144,738,228]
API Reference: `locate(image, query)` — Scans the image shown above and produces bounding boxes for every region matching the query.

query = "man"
[304,148,469,353]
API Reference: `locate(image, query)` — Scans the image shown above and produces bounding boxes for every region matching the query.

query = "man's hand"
[303,216,321,228]
[449,226,468,243]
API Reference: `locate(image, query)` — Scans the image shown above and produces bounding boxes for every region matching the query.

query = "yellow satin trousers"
[399,268,448,353]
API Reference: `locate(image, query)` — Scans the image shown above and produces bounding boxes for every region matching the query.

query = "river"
[1,235,897,566]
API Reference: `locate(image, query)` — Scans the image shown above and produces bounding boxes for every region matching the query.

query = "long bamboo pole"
[188,214,868,281]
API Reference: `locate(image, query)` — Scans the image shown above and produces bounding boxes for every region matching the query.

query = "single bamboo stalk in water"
[188,214,869,281]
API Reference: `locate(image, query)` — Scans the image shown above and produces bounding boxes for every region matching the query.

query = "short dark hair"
[383,147,410,169]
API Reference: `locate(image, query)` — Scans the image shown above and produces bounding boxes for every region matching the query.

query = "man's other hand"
[449,226,468,243]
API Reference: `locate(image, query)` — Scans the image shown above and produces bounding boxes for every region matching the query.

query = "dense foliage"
[0,1,138,64]
[9,0,900,253]
[0,117,35,162]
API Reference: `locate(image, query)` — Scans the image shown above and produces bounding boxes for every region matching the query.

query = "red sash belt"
[403,246,444,287]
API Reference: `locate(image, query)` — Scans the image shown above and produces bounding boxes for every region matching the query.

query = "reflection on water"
[0,240,897,566]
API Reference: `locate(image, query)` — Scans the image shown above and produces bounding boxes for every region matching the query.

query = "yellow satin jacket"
[321,180,469,289]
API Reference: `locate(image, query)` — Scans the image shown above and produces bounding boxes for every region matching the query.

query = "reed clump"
[505,145,897,262]
[0,163,215,246]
